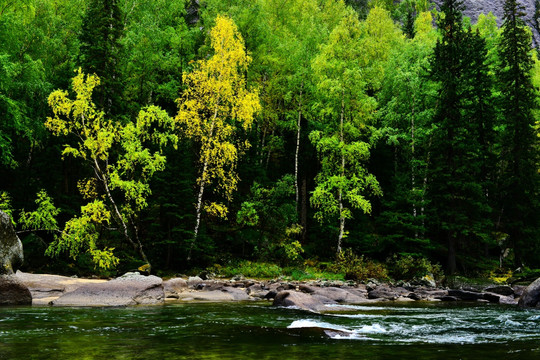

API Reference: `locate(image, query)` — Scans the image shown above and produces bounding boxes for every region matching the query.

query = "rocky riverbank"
[7,271,540,312]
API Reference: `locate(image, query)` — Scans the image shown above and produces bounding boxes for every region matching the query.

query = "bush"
[387,254,442,281]
[330,249,388,281]
[208,261,283,279]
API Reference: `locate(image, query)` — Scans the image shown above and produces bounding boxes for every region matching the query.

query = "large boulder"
[0,211,23,275]
[52,272,164,306]
[273,291,327,312]
[15,271,107,305]
[312,287,369,304]
[0,275,32,305]
[518,278,540,308]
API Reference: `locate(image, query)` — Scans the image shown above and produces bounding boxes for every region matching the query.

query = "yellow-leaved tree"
[45,69,176,271]
[175,15,260,260]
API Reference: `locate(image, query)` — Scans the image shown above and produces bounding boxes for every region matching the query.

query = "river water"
[0,302,539,359]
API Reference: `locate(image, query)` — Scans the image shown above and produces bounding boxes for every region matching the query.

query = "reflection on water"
[0,302,539,359]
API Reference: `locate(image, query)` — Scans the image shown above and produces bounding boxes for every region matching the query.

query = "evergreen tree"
[78,0,124,115]
[428,0,491,273]
[497,0,540,265]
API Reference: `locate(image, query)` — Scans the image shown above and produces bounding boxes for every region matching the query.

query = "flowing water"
[0,302,539,359]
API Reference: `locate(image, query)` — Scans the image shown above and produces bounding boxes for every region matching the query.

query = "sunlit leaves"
[176,15,260,217]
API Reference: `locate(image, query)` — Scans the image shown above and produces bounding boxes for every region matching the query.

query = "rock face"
[518,277,540,308]
[0,275,32,305]
[0,211,23,275]
[52,272,164,306]
[433,0,540,48]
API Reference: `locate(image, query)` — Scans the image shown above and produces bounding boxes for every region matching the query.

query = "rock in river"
[0,211,23,275]
[52,272,164,306]
[518,277,540,308]
[0,275,32,305]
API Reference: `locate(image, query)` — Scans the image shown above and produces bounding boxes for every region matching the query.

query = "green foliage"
[330,249,388,281]
[209,261,283,279]
[236,175,300,263]
[19,190,59,231]
[46,200,119,270]
[0,191,14,223]
[387,254,442,281]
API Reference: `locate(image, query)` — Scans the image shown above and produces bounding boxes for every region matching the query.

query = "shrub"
[208,261,283,279]
[330,249,388,281]
[387,254,442,281]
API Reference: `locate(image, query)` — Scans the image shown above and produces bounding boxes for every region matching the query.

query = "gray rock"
[15,271,108,305]
[163,278,188,298]
[0,275,32,305]
[187,276,204,289]
[0,211,23,275]
[273,290,327,312]
[312,287,368,304]
[448,289,484,301]
[518,277,540,308]
[368,286,410,300]
[513,285,526,297]
[52,274,164,306]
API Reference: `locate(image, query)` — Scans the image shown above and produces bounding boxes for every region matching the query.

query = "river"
[0,302,539,359]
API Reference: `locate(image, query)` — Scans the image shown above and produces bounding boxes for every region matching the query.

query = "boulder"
[312,287,368,304]
[273,291,327,312]
[163,278,188,298]
[0,275,32,305]
[447,289,484,301]
[187,276,204,289]
[368,286,410,300]
[518,278,540,308]
[52,272,164,306]
[0,211,23,275]
[15,271,107,300]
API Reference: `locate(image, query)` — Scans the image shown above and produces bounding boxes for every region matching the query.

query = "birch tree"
[175,15,260,260]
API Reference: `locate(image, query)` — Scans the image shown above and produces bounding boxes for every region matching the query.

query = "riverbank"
[11,270,535,311]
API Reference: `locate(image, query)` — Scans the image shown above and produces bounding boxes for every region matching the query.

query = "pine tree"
[78,0,124,115]
[497,0,540,265]
[428,0,492,273]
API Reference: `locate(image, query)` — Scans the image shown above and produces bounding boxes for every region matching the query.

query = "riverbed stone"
[187,276,204,289]
[448,289,484,301]
[163,278,188,298]
[312,287,368,304]
[52,273,164,306]
[0,275,32,305]
[0,211,23,275]
[273,291,327,312]
[368,286,410,300]
[15,270,107,305]
[518,278,540,308]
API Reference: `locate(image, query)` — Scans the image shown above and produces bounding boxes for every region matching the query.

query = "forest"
[1,0,539,282]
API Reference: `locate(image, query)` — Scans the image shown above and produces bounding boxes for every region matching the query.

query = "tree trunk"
[295,83,303,212]
[301,177,308,242]
[337,94,345,255]
[447,233,457,275]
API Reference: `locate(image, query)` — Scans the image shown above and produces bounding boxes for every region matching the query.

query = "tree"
[377,11,438,255]
[78,0,124,115]
[311,11,382,255]
[45,70,176,270]
[497,0,540,265]
[175,15,260,260]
